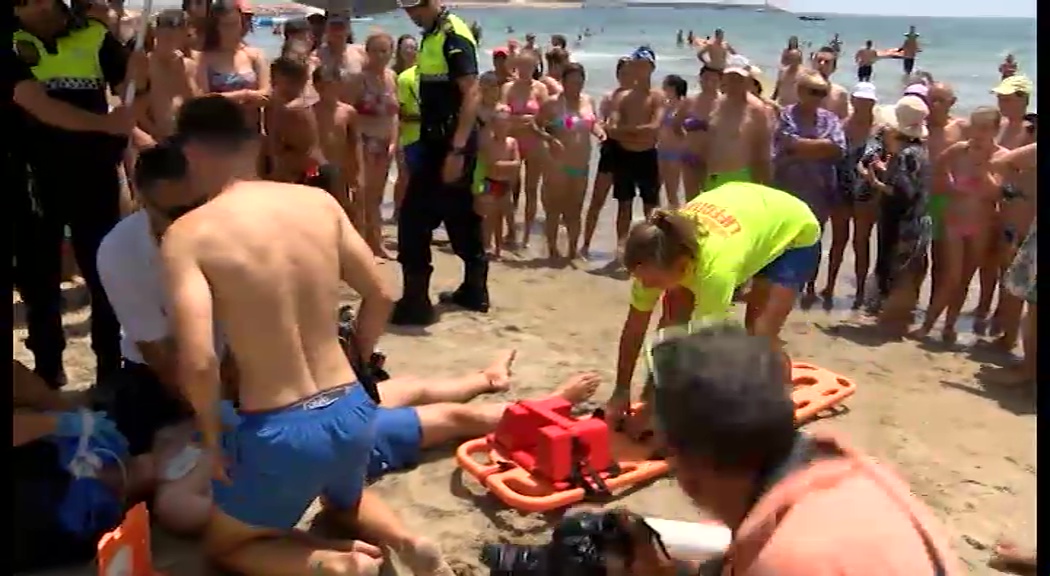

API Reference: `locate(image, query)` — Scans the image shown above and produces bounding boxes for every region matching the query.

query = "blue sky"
[789,0,1035,18]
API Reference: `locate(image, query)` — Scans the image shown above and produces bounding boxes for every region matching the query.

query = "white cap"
[724,54,752,77]
[851,82,877,101]
[903,83,929,99]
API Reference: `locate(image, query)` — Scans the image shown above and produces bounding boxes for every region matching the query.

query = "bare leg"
[378,350,517,408]
[945,238,984,342]
[660,159,681,208]
[582,172,613,258]
[564,176,588,260]
[852,202,877,309]
[475,194,496,256]
[615,201,633,256]
[324,490,451,576]
[974,232,1001,334]
[521,148,545,249]
[416,372,602,448]
[364,152,393,260]
[992,292,1024,352]
[912,238,963,340]
[542,168,567,260]
[822,206,851,306]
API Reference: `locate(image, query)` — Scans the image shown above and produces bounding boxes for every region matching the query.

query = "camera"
[480,510,644,576]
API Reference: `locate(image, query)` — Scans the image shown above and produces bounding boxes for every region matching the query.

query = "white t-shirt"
[96,210,223,365]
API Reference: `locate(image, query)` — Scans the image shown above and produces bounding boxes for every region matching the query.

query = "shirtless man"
[923,82,967,316]
[142,10,198,140]
[314,67,364,219]
[265,57,327,183]
[772,49,803,107]
[999,54,1019,80]
[606,47,664,251]
[316,13,368,103]
[696,28,735,70]
[161,95,451,576]
[812,46,849,120]
[987,75,1037,348]
[854,40,878,82]
[698,56,771,191]
[900,26,921,76]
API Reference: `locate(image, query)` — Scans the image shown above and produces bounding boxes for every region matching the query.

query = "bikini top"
[508,97,540,116]
[551,111,596,132]
[356,75,399,117]
[207,66,258,93]
[682,115,710,132]
[949,161,999,201]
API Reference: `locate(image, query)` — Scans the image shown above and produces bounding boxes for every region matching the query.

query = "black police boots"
[390,270,437,327]
[438,260,490,313]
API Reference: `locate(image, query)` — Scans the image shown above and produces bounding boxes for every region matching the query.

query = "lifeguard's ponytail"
[622,209,699,270]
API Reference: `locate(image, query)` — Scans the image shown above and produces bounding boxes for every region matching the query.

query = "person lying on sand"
[149,351,601,537]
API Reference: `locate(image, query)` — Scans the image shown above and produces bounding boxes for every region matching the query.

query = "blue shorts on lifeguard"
[212,383,378,530]
[756,243,821,289]
[366,407,423,482]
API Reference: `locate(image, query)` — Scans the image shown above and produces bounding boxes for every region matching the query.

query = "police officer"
[14,0,131,385]
[393,0,487,327]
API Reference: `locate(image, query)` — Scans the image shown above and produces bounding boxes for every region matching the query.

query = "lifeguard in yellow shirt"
[608,182,822,428]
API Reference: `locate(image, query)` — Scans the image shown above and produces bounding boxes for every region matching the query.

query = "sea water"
[132,2,1036,110]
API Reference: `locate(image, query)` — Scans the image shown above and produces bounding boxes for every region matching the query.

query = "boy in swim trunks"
[474,103,520,259]
[608,182,821,431]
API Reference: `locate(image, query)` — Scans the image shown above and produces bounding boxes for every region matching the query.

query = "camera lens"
[480,543,549,575]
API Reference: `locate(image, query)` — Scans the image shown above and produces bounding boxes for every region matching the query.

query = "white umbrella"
[293,0,401,18]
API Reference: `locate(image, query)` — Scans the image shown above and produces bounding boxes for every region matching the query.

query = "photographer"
[630,324,964,576]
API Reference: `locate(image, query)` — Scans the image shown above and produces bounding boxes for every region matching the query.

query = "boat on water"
[797,15,826,21]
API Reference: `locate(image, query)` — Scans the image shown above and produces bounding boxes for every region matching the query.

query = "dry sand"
[14,219,1036,576]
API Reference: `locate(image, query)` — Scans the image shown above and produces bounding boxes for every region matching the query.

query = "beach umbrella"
[294,0,401,18]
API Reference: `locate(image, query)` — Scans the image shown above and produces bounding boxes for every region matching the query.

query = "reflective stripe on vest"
[417,13,476,82]
[13,20,108,92]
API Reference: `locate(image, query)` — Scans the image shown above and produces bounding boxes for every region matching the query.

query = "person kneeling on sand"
[150,351,600,534]
[609,324,964,576]
[608,182,821,436]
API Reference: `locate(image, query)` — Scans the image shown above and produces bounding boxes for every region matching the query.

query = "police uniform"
[13,11,128,385]
[392,9,487,326]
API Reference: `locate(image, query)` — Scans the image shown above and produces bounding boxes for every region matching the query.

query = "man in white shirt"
[96,143,219,458]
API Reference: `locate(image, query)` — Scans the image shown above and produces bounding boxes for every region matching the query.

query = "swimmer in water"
[999,54,1019,80]
[695,28,736,69]
[474,104,520,259]
[899,25,921,75]
[610,183,821,435]
[854,40,878,83]
[536,63,604,261]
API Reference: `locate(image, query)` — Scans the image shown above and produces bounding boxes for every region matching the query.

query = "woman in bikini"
[501,50,552,249]
[657,74,689,209]
[193,3,270,127]
[393,34,418,220]
[348,32,399,260]
[913,107,1005,342]
[535,63,604,261]
[678,65,720,200]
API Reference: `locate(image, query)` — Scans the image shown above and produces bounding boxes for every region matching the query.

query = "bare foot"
[907,325,932,340]
[580,247,591,260]
[553,372,602,404]
[986,366,1035,387]
[941,328,957,345]
[973,314,989,336]
[396,537,456,576]
[992,334,1017,352]
[482,349,517,393]
[988,540,1037,576]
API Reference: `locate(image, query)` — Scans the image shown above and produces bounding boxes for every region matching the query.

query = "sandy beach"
[14,216,1036,575]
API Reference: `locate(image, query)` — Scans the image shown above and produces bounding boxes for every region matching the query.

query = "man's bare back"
[162,181,373,411]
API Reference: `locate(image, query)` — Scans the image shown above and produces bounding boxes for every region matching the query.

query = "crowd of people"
[11,0,1036,574]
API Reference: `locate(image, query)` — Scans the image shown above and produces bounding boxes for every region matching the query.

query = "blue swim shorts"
[212,383,378,530]
[756,243,821,289]
[366,407,423,482]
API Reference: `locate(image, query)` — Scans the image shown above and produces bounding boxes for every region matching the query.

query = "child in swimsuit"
[536,63,603,260]
[475,104,521,259]
[657,74,689,208]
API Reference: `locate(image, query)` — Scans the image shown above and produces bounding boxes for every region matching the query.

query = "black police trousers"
[396,140,485,275]
[13,153,123,385]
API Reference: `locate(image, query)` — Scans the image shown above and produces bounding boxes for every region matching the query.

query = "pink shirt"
[723,432,963,576]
